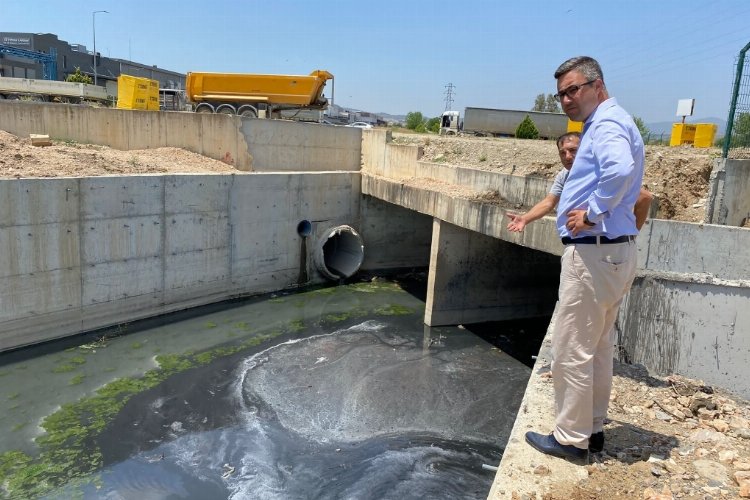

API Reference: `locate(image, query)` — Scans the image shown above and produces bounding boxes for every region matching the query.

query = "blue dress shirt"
[556,97,645,238]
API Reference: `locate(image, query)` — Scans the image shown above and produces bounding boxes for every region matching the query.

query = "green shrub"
[65,67,92,85]
[515,115,539,139]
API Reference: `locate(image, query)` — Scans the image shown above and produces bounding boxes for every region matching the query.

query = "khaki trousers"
[551,240,637,449]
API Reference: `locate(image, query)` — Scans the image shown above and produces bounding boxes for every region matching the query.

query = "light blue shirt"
[556,97,645,238]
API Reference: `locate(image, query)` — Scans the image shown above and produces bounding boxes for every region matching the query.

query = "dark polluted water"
[0,279,533,499]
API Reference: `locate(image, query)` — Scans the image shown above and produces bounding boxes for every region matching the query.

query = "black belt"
[561,235,635,245]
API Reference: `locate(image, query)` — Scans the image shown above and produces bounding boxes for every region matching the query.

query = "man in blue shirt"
[525,56,644,462]
[506,132,653,233]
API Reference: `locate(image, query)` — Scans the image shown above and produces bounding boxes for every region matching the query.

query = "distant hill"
[646,117,726,137]
[376,112,407,124]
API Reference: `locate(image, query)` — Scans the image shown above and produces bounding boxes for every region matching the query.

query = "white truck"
[440,107,572,139]
[0,76,110,103]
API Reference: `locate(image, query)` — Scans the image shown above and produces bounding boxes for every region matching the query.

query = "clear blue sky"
[4,0,750,123]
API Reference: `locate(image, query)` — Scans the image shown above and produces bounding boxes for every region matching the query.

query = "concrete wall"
[705,158,750,226]
[618,272,750,395]
[358,196,432,270]
[0,173,361,351]
[425,219,558,326]
[240,119,361,172]
[0,101,361,172]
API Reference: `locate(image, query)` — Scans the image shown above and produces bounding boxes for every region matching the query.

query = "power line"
[443,83,455,110]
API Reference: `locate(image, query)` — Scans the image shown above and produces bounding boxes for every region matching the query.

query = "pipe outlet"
[315,225,364,281]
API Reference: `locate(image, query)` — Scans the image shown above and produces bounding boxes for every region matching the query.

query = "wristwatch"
[583,212,595,226]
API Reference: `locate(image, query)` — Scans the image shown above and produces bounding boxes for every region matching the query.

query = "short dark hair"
[554,56,604,82]
[556,131,581,148]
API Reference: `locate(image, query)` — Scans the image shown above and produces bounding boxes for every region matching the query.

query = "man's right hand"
[506,213,527,232]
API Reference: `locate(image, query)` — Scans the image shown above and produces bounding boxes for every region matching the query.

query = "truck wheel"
[216,105,236,115]
[237,106,257,118]
[195,105,214,114]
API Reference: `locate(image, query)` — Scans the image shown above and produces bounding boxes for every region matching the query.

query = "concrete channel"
[0,101,749,498]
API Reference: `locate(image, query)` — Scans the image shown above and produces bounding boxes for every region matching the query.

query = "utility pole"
[443,83,455,111]
[93,10,108,86]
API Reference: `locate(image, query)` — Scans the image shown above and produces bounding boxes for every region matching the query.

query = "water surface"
[0,280,531,499]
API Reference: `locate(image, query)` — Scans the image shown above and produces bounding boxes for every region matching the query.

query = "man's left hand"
[566,209,592,236]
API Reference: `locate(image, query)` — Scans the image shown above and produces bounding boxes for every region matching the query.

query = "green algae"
[69,375,85,386]
[288,319,305,333]
[7,392,19,400]
[0,284,417,498]
[53,363,78,374]
[233,321,251,331]
[325,312,350,323]
[0,316,307,498]
[130,341,143,349]
[351,281,401,293]
[374,304,413,316]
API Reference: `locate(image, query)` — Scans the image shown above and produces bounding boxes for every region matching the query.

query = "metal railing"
[723,41,750,158]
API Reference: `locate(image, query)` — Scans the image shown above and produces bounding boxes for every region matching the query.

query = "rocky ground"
[526,362,750,499]
[2,127,748,498]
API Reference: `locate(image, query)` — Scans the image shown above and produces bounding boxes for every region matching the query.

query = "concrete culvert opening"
[315,225,364,281]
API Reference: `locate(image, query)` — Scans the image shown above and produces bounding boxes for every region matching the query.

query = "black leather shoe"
[589,431,604,453]
[525,431,588,461]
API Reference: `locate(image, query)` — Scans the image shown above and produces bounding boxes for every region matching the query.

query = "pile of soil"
[0,130,238,178]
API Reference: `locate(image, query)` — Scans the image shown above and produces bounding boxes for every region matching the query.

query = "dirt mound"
[393,133,719,223]
[0,130,239,178]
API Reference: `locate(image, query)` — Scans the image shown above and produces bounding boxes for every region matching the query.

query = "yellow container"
[567,120,583,133]
[693,123,717,148]
[670,123,696,146]
[146,94,160,111]
[117,75,159,110]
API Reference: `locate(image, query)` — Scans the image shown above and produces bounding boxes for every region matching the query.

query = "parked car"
[346,122,374,129]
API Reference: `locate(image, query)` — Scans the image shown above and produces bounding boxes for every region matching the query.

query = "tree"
[515,115,539,139]
[426,116,440,133]
[532,94,546,112]
[633,116,650,138]
[545,94,560,113]
[66,67,92,85]
[405,111,425,130]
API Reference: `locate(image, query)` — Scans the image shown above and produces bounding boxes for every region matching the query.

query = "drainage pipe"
[314,225,364,281]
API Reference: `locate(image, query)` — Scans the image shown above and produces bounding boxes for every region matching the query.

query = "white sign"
[676,99,695,117]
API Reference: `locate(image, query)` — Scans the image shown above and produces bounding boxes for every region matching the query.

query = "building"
[0,32,185,91]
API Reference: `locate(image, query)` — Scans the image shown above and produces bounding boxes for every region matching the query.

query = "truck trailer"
[185,69,334,118]
[440,107,574,139]
[0,76,110,104]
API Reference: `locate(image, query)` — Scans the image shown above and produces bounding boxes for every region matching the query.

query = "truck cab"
[439,110,460,135]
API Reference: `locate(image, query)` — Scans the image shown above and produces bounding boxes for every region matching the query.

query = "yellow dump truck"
[185,69,334,118]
